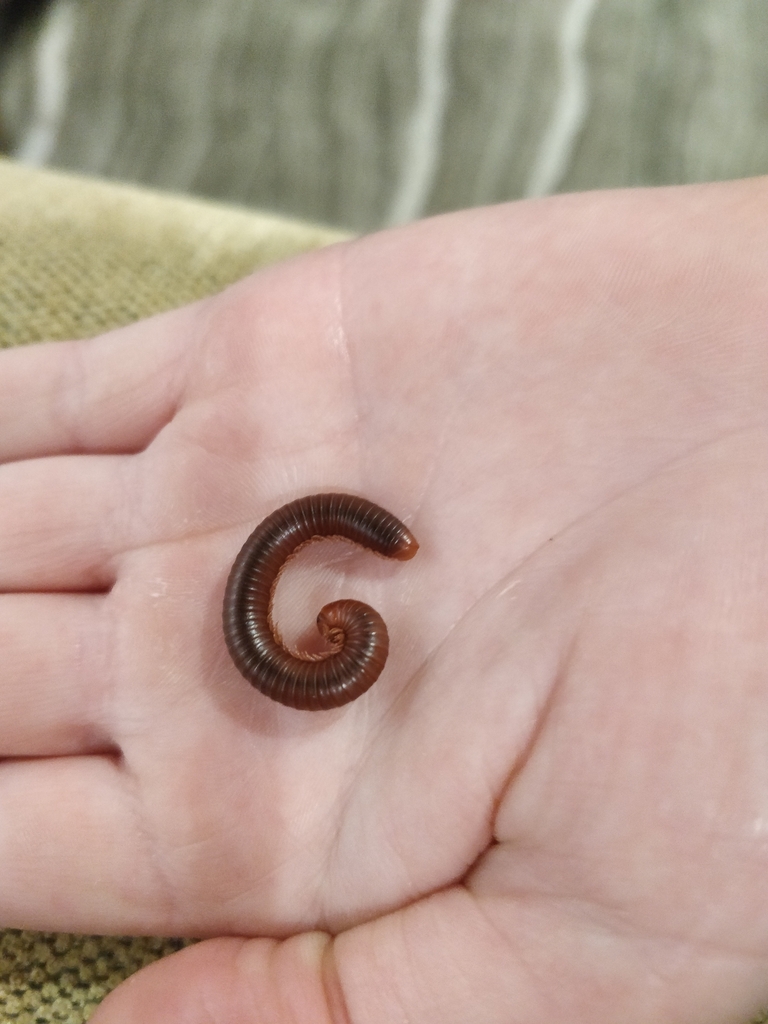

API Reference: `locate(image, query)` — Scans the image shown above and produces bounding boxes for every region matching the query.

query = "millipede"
[222,493,419,710]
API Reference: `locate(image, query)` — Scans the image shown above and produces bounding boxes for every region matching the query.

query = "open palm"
[3,180,768,1023]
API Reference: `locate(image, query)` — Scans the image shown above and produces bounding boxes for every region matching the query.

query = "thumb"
[88,932,348,1024]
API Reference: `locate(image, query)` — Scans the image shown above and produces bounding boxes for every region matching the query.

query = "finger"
[0,756,168,934]
[0,309,190,463]
[0,593,113,757]
[0,454,134,590]
[89,935,339,1024]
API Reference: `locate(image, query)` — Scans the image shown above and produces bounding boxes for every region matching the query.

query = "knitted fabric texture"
[0,157,346,347]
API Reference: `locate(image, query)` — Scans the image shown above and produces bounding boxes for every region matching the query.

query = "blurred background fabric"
[2,0,768,232]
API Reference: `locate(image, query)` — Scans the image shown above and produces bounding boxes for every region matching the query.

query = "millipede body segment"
[222,493,418,710]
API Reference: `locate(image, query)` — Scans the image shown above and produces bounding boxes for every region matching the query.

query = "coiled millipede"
[223,494,418,710]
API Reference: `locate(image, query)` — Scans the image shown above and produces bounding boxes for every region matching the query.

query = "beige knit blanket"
[0,157,344,1023]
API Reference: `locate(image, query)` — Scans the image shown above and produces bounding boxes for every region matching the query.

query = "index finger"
[0,309,190,463]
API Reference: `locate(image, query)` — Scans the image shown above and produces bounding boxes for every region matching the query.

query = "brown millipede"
[222,493,419,710]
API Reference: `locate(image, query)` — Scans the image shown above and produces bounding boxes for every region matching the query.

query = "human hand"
[3,180,768,1023]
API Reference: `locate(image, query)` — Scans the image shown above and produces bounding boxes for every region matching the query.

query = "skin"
[1,180,768,1023]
